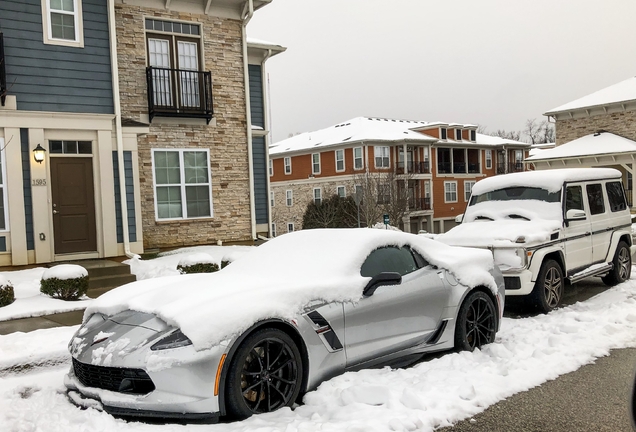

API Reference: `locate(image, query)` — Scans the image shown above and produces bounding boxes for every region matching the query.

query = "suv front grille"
[72,358,155,395]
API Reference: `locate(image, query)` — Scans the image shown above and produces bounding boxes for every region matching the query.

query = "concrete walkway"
[0,310,83,335]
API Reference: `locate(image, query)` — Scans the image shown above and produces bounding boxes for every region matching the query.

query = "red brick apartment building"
[269,117,529,235]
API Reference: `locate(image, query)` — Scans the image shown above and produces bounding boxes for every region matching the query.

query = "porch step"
[55,259,137,299]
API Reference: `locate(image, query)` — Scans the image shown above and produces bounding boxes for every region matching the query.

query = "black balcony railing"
[397,161,431,174]
[146,66,213,124]
[509,162,524,172]
[468,163,480,173]
[438,161,451,174]
[0,32,6,106]
[409,197,432,211]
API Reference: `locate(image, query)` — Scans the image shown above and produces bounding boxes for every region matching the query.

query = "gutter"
[261,48,273,238]
[108,0,136,259]
[242,0,256,240]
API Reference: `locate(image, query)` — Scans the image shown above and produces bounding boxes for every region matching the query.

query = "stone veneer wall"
[271,181,353,234]
[116,4,252,248]
[556,110,636,145]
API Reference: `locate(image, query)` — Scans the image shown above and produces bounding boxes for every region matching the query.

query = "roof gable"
[545,76,636,115]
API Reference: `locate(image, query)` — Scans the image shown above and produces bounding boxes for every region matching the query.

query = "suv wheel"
[531,259,563,313]
[602,241,632,286]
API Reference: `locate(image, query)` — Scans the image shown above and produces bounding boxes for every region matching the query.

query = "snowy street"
[1,275,636,431]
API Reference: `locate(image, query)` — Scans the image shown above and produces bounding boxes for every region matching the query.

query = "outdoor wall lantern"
[33,144,46,164]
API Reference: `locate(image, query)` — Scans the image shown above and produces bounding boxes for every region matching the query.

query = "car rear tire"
[225,328,303,420]
[454,291,497,351]
[602,241,631,286]
[531,259,563,313]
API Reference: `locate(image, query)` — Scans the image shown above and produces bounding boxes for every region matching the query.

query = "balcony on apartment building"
[146,66,213,124]
[1,32,6,106]
[408,197,431,211]
[496,162,525,174]
[437,148,480,174]
[397,161,430,174]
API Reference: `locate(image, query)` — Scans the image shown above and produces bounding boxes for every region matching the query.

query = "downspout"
[108,0,135,258]
[261,49,273,239]
[242,0,256,240]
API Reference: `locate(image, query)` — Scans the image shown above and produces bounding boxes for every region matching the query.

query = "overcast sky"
[247,0,636,143]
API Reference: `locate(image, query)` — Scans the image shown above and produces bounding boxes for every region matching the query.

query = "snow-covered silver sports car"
[65,229,504,422]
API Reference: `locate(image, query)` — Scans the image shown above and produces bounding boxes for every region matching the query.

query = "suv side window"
[566,185,584,211]
[586,184,605,215]
[606,181,627,212]
[360,246,419,278]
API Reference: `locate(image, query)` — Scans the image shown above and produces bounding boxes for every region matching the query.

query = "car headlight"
[77,313,107,335]
[492,247,527,271]
[150,329,193,351]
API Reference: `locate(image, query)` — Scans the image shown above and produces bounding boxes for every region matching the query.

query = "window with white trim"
[152,149,212,220]
[374,146,390,168]
[464,180,475,202]
[354,147,364,170]
[485,150,492,169]
[441,128,447,140]
[470,130,476,141]
[313,188,322,205]
[270,191,274,207]
[271,223,276,237]
[335,149,345,172]
[287,222,294,233]
[455,129,462,140]
[0,140,8,231]
[284,157,291,175]
[444,181,457,203]
[269,159,273,176]
[286,190,293,206]
[42,0,84,47]
[337,186,346,198]
[312,153,321,175]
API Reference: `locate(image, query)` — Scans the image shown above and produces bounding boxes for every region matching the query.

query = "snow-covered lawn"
[0,245,253,322]
[1,277,635,431]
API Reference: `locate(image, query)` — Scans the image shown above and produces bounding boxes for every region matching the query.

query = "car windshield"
[469,187,561,206]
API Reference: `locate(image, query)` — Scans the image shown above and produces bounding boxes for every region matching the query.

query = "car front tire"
[454,291,497,351]
[602,241,632,286]
[531,259,563,313]
[225,328,303,420]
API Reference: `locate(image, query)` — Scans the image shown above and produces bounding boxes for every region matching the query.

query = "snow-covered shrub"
[0,275,14,307]
[177,253,219,274]
[221,259,231,269]
[40,264,89,301]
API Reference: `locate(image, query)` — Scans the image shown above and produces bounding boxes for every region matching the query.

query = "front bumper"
[501,269,535,296]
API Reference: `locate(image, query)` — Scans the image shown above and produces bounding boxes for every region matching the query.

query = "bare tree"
[352,170,413,227]
[302,194,357,229]
[524,118,555,144]
[492,129,522,141]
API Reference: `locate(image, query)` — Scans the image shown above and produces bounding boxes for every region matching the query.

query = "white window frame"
[470,130,476,142]
[286,189,293,206]
[151,148,213,221]
[269,159,273,176]
[455,129,462,140]
[464,180,475,202]
[312,153,321,175]
[335,149,345,172]
[374,146,390,169]
[441,128,447,140]
[337,185,346,198]
[515,149,524,163]
[287,222,294,233]
[485,150,492,169]
[284,157,292,175]
[41,0,84,48]
[353,147,364,170]
[0,140,8,231]
[313,187,322,205]
[271,223,276,237]
[444,181,458,203]
[270,191,274,207]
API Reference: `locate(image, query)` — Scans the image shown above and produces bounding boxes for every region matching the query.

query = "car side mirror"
[565,209,586,221]
[363,272,402,297]
[455,213,464,224]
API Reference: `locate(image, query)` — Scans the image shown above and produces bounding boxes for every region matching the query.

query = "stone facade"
[556,110,636,145]
[116,4,252,248]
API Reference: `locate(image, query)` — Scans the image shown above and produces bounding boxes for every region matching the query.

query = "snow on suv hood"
[439,201,562,248]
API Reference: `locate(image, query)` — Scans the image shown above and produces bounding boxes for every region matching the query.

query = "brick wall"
[116,4,252,248]
[556,110,636,145]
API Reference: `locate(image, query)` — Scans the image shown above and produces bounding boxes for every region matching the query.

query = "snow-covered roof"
[544,76,636,115]
[270,117,438,156]
[471,167,621,195]
[475,133,530,148]
[85,228,496,350]
[525,133,636,161]
[246,37,286,53]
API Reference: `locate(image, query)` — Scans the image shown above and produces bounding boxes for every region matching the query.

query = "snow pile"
[0,325,79,370]
[1,279,636,431]
[42,265,88,281]
[177,252,216,267]
[370,222,401,231]
[85,229,497,350]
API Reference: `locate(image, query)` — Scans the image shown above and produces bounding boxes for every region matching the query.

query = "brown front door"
[51,158,97,254]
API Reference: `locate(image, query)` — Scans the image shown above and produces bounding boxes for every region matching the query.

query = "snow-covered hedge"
[0,274,14,307]
[40,264,89,301]
[177,253,219,274]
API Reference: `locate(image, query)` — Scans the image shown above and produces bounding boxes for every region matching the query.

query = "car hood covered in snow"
[84,229,498,351]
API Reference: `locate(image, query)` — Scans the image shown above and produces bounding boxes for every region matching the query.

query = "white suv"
[439,168,632,313]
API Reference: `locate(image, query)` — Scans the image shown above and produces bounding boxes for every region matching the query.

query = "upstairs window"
[335,149,345,172]
[444,181,457,203]
[374,146,390,168]
[485,150,492,169]
[354,147,364,170]
[441,128,447,140]
[455,129,462,140]
[470,130,476,141]
[312,153,321,175]
[269,159,273,176]
[284,157,292,175]
[42,0,84,47]
[464,180,475,202]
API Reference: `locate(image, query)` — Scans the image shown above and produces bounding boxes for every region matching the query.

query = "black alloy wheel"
[225,328,303,419]
[532,259,563,313]
[602,241,632,286]
[454,291,497,351]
